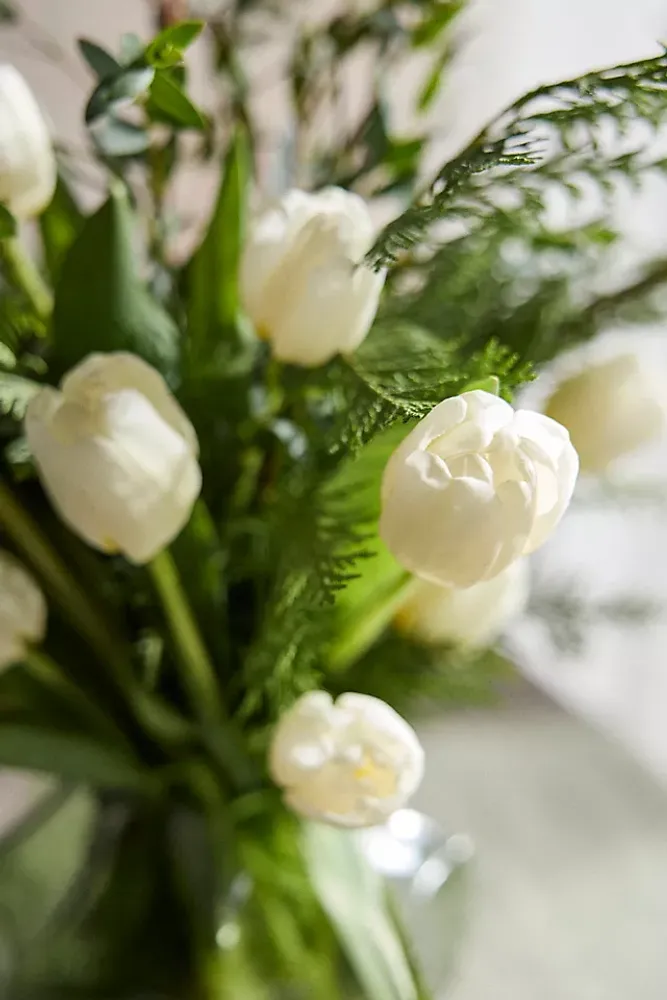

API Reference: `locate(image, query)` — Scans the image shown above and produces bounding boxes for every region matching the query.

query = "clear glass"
[358,809,473,994]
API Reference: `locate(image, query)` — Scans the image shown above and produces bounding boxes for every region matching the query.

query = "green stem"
[0,479,126,675]
[24,648,134,754]
[328,574,420,673]
[1,237,53,320]
[149,549,224,727]
[0,479,191,750]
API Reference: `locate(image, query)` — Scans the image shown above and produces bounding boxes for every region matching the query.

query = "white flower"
[395,559,529,650]
[544,352,666,473]
[380,390,578,589]
[269,691,424,828]
[0,65,56,218]
[241,187,385,367]
[25,352,201,565]
[0,551,46,669]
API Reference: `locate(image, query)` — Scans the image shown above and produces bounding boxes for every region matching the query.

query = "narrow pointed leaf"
[52,184,179,379]
[38,173,84,282]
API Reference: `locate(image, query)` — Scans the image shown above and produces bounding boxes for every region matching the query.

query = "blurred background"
[3,1,667,997]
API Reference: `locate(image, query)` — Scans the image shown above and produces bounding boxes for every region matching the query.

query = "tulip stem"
[148,549,224,728]
[328,573,420,673]
[1,237,53,321]
[23,648,134,754]
[0,479,125,673]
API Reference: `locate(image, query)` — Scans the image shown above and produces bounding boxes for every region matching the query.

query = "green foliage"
[148,72,207,130]
[368,49,667,269]
[145,21,205,69]
[78,39,122,81]
[185,128,251,370]
[38,174,84,283]
[52,184,179,379]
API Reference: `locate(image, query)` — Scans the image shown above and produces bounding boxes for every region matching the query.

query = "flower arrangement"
[0,3,666,998]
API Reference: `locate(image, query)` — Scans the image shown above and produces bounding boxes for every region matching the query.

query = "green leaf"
[38,173,84,283]
[0,203,17,239]
[52,184,179,379]
[148,71,206,130]
[303,823,421,1000]
[91,116,151,157]
[77,38,122,80]
[85,65,155,124]
[0,726,151,790]
[185,127,250,367]
[145,20,205,69]
[119,32,144,66]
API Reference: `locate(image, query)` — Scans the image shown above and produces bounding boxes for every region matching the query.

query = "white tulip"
[0,551,46,669]
[241,187,385,367]
[25,352,201,565]
[380,390,578,589]
[545,352,666,473]
[395,559,529,649]
[270,691,424,828]
[0,65,56,218]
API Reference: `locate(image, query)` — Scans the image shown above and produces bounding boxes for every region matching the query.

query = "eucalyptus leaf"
[85,65,155,124]
[303,823,420,1000]
[119,32,144,66]
[91,116,151,157]
[52,184,179,380]
[0,203,16,239]
[0,727,151,790]
[148,71,206,130]
[77,38,122,81]
[186,127,250,367]
[146,20,205,69]
[38,173,84,283]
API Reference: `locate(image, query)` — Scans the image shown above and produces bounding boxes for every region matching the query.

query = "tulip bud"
[544,353,666,473]
[0,65,56,218]
[25,352,201,565]
[241,187,385,367]
[395,559,529,649]
[270,691,424,828]
[380,390,578,589]
[0,551,46,669]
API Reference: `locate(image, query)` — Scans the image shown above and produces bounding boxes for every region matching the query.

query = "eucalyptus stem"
[24,648,134,755]
[0,237,53,321]
[149,548,224,727]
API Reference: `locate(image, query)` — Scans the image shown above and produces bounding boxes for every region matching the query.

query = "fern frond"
[367,49,667,268]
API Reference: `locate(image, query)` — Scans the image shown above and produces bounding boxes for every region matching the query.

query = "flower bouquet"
[0,3,666,998]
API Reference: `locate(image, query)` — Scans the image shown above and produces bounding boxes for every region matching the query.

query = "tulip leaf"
[148,72,206,130]
[85,65,155,124]
[303,822,422,1000]
[77,38,122,81]
[185,127,250,368]
[0,203,17,239]
[0,726,152,790]
[145,20,205,69]
[38,173,84,283]
[52,184,179,380]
